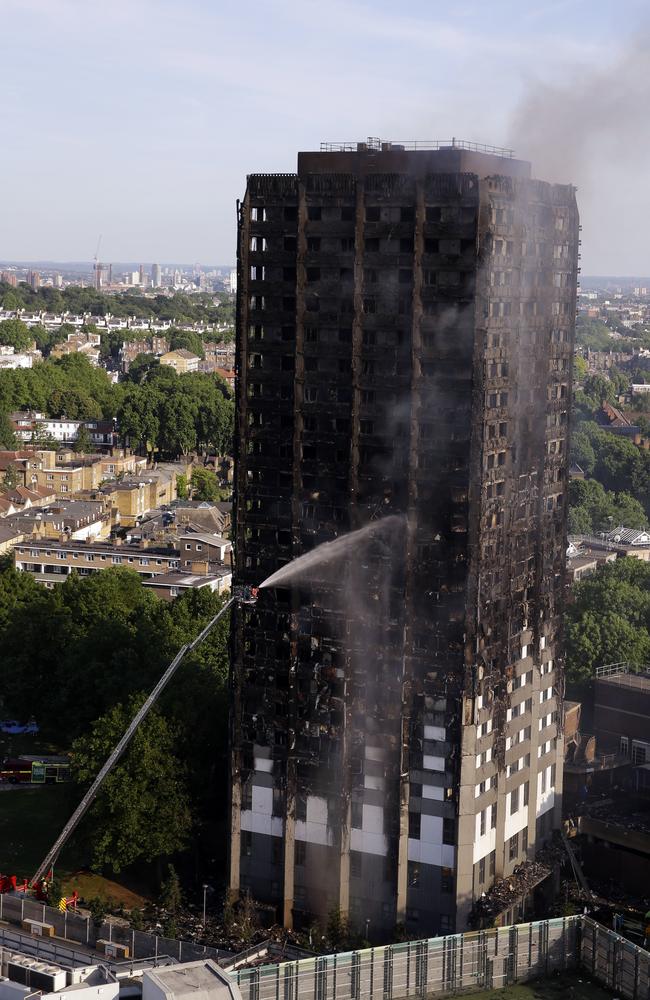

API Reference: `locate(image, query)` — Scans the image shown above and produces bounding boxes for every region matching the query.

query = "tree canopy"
[0,562,232,873]
[71,698,192,872]
[0,318,33,352]
[569,421,650,516]
[566,559,650,690]
[0,351,233,459]
[568,478,647,535]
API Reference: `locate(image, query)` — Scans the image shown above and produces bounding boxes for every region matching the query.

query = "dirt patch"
[63,871,149,910]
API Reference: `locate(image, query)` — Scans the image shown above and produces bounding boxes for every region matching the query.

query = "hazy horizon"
[1,0,649,273]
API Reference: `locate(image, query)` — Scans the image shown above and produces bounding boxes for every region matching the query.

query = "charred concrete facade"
[229,142,579,938]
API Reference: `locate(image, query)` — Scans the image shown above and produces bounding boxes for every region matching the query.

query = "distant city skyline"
[1,0,649,273]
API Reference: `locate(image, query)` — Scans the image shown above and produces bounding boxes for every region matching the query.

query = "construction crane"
[30,586,258,888]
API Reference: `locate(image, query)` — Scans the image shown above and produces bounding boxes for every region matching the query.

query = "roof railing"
[595,661,630,678]
[319,137,515,157]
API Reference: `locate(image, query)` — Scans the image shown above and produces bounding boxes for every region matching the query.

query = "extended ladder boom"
[31,597,235,886]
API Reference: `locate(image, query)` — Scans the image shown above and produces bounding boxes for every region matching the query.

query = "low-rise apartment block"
[14,539,181,587]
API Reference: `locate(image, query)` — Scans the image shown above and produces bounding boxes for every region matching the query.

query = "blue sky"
[1,0,648,273]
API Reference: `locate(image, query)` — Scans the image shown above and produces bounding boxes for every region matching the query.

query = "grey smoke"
[508,32,650,273]
[509,33,650,184]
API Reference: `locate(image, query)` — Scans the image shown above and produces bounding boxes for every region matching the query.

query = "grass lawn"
[0,785,82,879]
[0,785,149,908]
[460,972,617,1000]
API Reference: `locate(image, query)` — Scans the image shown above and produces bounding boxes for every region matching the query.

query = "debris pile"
[470,859,552,925]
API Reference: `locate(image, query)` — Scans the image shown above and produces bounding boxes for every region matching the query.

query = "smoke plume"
[508,33,650,185]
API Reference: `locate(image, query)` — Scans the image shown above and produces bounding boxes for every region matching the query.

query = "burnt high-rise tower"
[230,139,579,937]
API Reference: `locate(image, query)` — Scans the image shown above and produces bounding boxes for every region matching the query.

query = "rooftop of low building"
[142,568,231,589]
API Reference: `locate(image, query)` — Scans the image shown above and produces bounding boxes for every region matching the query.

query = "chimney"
[190,560,210,576]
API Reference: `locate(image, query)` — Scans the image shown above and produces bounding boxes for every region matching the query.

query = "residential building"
[0,450,43,487]
[120,337,170,372]
[230,140,579,936]
[50,331,101,366]
[10,412,117,449]
[160,349,201,374]
[0,347,40,369]
[142,567,232,601]
[125,500,232,544]
[0,522,24,555]
[215,367,236,392]
[34,460,85,496]
[0,484,57,516]
[97,472,177,526]
[178,532,231,570]
[13,538,181,587]
[5,500,111,542]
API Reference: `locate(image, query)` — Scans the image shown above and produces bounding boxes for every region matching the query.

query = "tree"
[0,412,16,450]
[128,353,159,384]
[570,429,596,476]
[0,558,43,633]
[73,424,93,454]
[568,477,647,535]
[583,374,615,406]
[573,354,588,382]
[565,560,650,691]
[0,562,232,879]
[169,329,205,360]
[0,319,33,352]
[190,466,221,501]
[159,396,196,456]
[71,697,192,872]
[159,864,183,912]
[1,463,20,490]
[176,473,188,499]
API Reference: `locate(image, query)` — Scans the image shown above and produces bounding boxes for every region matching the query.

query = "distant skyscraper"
[28,271,41,290]
[54,274,63,288]
[228,268,237,293]
[1,272,18,287]
[230,139,579,938]
[152,263,162,287]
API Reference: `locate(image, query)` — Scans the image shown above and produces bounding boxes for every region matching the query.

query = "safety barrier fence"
[2,895,649,998]
[234,916,650,1000]
[0,892,230,965]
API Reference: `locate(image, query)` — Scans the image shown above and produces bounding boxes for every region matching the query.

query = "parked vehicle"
[0,719,39,735]
[0,755,70,784]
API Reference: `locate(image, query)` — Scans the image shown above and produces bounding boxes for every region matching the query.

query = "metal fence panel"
[235,918,585,1000]
[581,917,650,1000]
[0,892,224,964]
